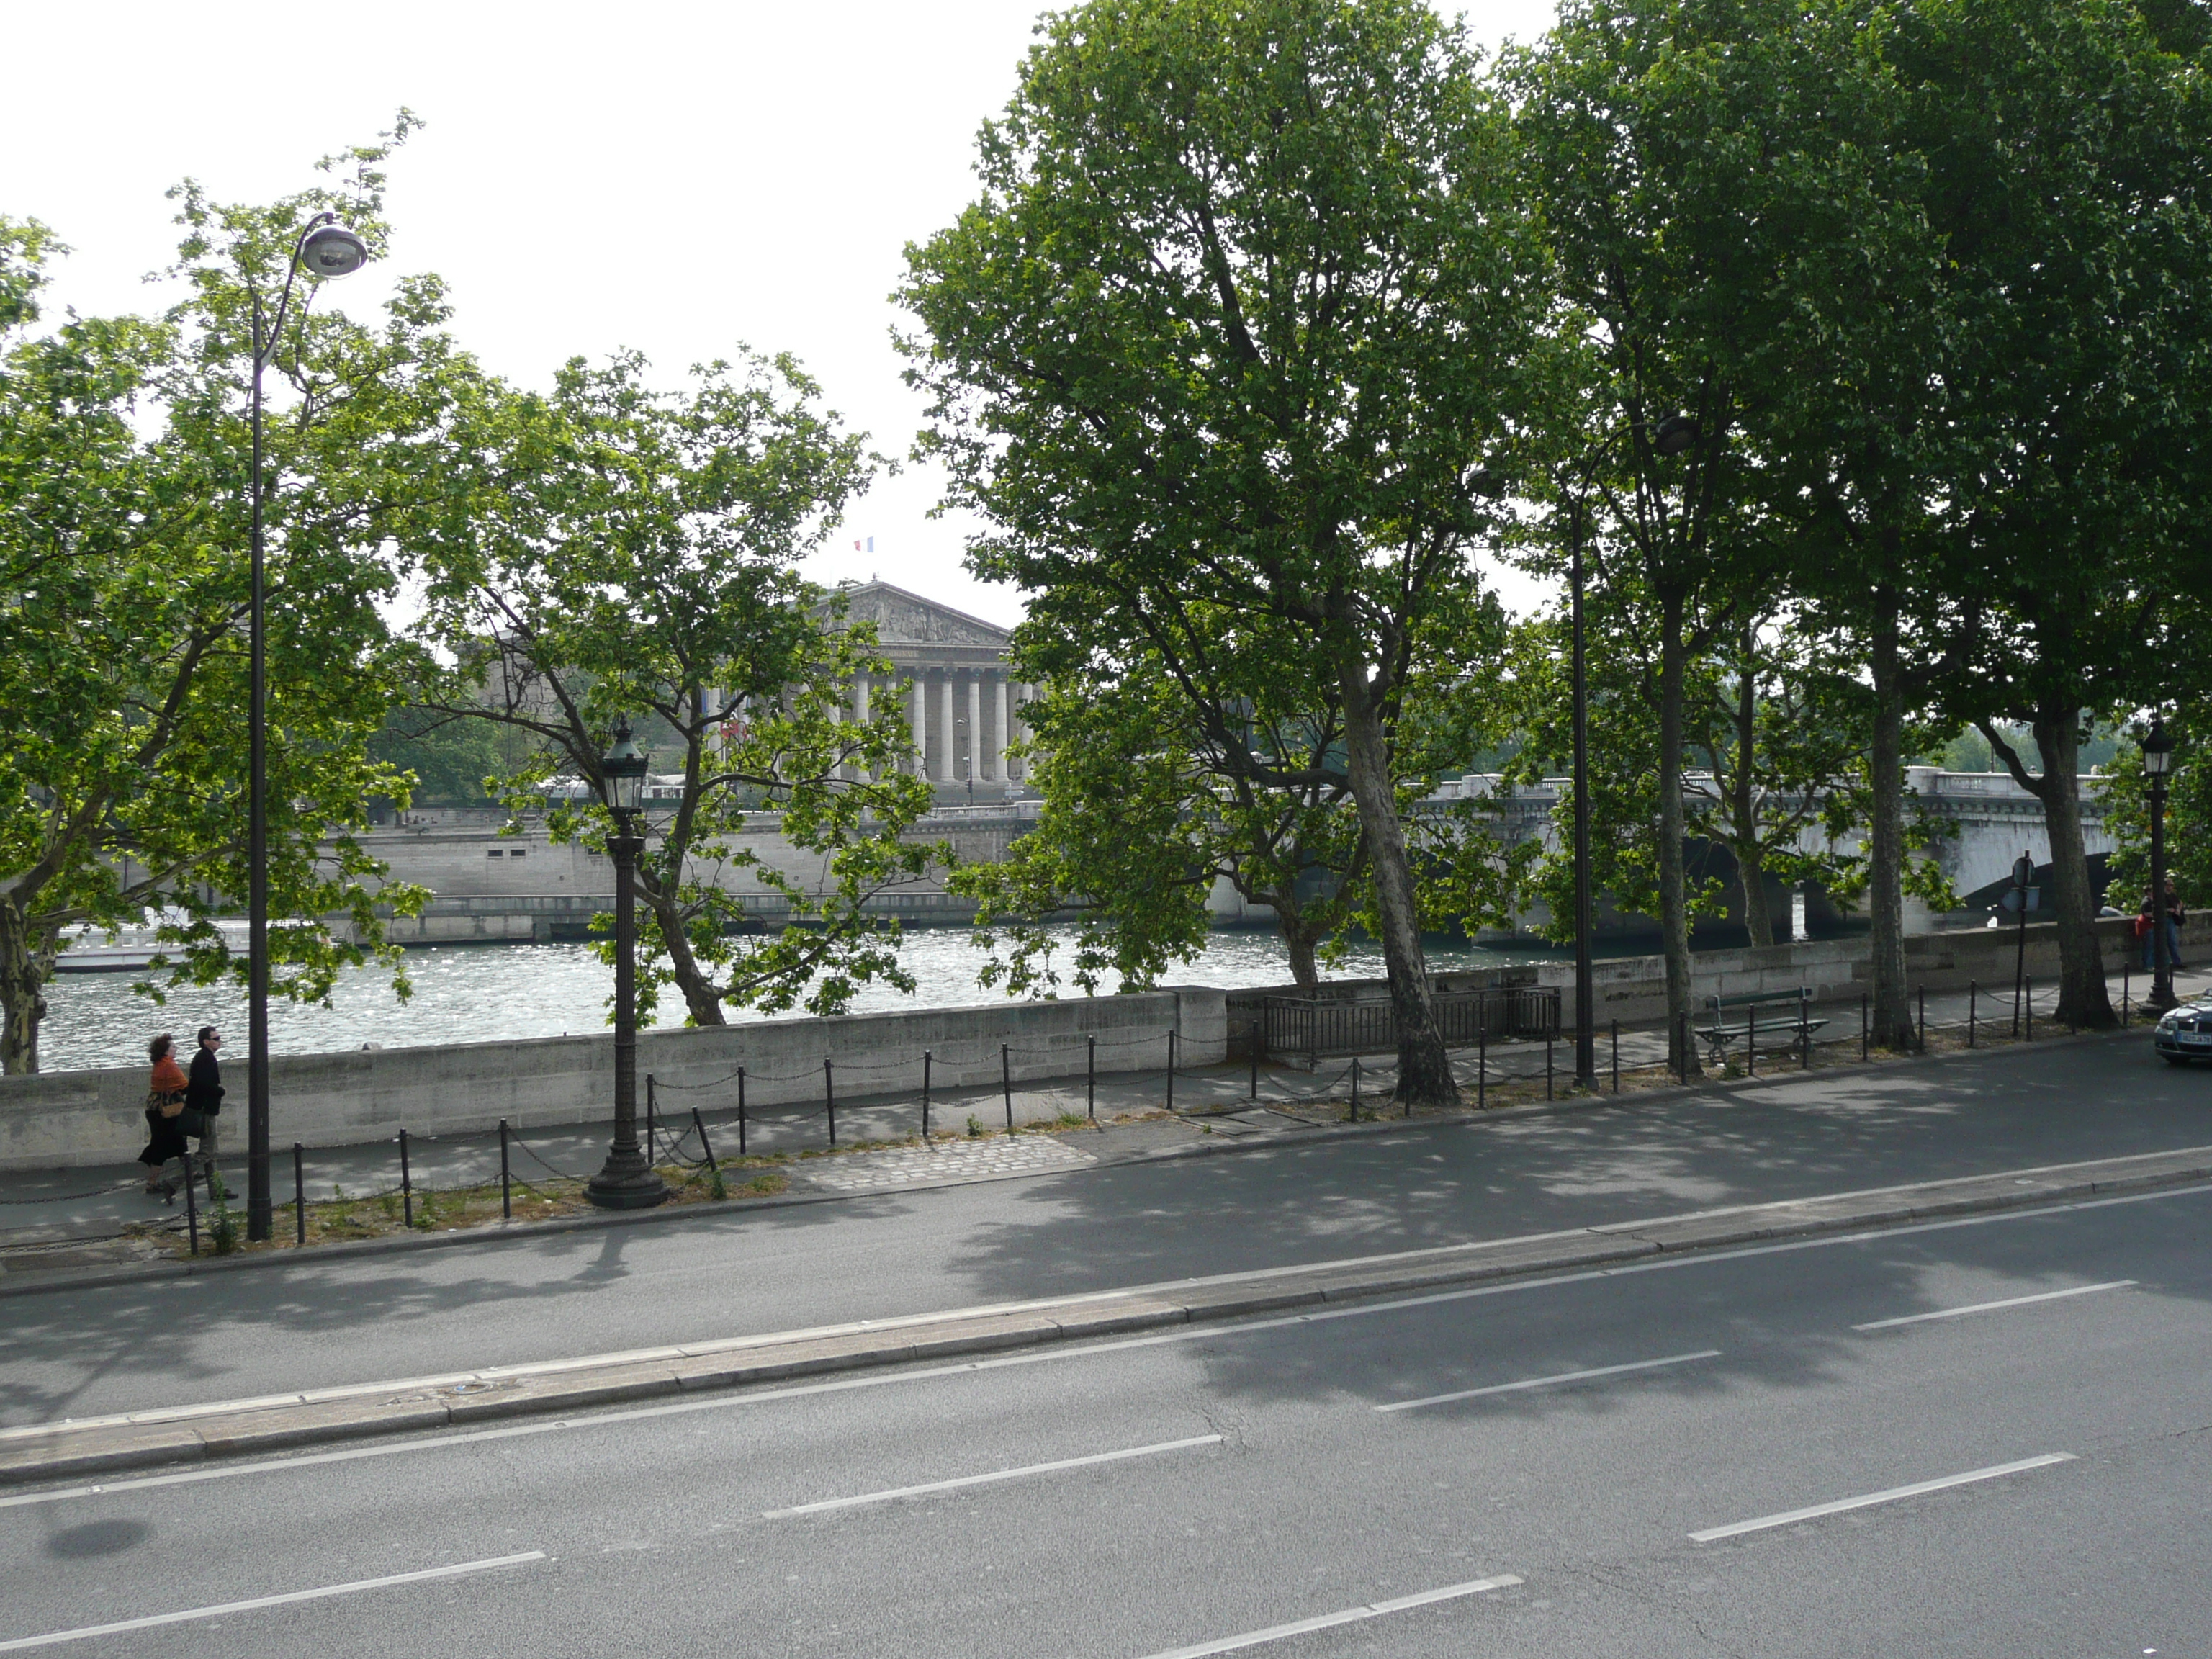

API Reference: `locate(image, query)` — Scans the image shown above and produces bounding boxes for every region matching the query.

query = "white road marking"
[1851,1280,2136,1331]
[1376,1349,1721,1413]
[1689,1454,2074,1542]
[762,1433,1221,1517]
[0,1551,545,1652]
[9,1180,2202,1511]
[1134,1574,1523,1658]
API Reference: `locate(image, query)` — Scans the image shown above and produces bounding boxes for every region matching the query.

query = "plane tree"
[413,351,939,1025]
[0,127,457,1073]
[899,0,1539,1105]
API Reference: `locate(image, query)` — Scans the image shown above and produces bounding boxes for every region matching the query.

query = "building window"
[487,849,503,858]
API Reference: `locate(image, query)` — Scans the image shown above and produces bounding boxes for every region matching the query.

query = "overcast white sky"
[1,0,1558,627]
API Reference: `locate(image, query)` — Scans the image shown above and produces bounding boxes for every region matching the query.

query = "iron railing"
[1256,986,1560,1064]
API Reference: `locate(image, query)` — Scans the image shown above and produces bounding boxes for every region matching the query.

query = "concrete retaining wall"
[1537,914,2212,1024]
[0,989,1227,1172]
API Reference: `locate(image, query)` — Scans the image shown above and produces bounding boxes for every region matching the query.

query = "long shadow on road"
[1,1035,2206,1429]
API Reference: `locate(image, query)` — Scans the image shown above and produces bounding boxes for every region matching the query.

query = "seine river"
[40,925,1559,1074]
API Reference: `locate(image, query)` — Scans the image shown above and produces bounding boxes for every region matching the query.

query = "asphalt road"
[4,1032,2211,1434]
[3,1166,2207,1655]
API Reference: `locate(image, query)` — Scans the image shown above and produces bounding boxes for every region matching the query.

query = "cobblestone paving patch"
[795,1135,1100,1192]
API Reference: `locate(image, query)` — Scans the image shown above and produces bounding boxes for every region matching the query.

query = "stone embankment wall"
[1536,914,2211,1025]
[0,989,1228,1172]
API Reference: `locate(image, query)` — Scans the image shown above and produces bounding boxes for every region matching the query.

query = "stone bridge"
[1426,767,2114,935]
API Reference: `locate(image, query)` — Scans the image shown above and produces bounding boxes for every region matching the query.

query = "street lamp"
[585,719,669,1210]
[244,211,370,1242]
[1559,412,1699,1089]
[2144,715,2177,1012]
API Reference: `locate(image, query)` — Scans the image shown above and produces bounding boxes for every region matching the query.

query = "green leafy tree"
[952,652,1370,999]
[900,0,1539,1105]
[0,126,455,1072]
[1509,0,1990,1066]
[1889,0,2212,1027]
[416,352,938,1023]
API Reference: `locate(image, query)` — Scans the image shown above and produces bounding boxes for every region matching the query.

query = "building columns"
[935,673,956,783]
[992,675,1009,782]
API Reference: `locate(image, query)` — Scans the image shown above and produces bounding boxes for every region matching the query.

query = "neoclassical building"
[832,580,1033,791]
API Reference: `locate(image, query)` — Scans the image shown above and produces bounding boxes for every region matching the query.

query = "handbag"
[176,1105,207,1138]
[150,1089,184,1120]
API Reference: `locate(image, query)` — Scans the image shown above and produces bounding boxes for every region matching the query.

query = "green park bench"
[1696,988,1827,1069]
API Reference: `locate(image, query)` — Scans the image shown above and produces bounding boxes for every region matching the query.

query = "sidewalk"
[3,964,2198,1262]
[6,1135,2208,1487]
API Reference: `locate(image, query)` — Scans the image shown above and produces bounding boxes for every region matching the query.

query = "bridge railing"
[1258,986,1560,1066]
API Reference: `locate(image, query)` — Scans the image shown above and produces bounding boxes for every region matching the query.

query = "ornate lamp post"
[245,213,371,1242]
[585,720,669,1210]
[1558,412,1697,1090]
[2144,715,2177,1012]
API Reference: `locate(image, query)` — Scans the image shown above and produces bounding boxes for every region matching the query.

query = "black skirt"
[139,1106,189,1168]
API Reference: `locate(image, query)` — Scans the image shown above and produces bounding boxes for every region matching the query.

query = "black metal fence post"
[499,1119,511,1220]
[1678,1013,1689,1084]
[1611,1020,1620,1094]
[399,1128,413,1229]
[1799,990,1810,1071]
[1546,1035,1554,1102]
[1249,1025,1259,1101]
[824,1058,837,1146]
[1166,1030,1177,1113]
[292,1142,305,1246]
[2124,963,2132,1025]
[1861,993,1869,1061]
[645,1074,657,1166]
[1917,986,1927,1052]
[1085,1036,1094,1120]
[1350,1055,1361,1122]
[184,1159,199,1256]
[1478,1028,1486,1110]
[1002,1043,1014,1131]
[922,1050,933,1139]
[737,1066,748,1156]
[1969,981,1977,1048]
[2026,976,2033,1042]
[1747,1005,1757,1077]
[693,1107,717,1173]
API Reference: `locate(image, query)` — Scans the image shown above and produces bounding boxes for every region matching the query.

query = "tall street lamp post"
[2144,715,2177,1013]
[1559,412,1698,1091]
[586,720,669,1210]
[245,212,370,1242]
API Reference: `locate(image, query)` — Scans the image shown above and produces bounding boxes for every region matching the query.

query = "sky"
[1,0,1560,628]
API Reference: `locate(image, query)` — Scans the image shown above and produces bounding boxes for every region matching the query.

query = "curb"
[0,1022,2143,1300]
[5,1133,2207,1489]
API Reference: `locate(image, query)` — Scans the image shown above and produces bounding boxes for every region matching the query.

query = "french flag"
[853,536,875,553]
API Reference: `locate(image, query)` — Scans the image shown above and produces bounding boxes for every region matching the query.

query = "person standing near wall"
[2163,877,2189,971]
[186,1026,225,1177]
[138,1034,190,1197]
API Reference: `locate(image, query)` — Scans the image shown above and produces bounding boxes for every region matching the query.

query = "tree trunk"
[1337,655,1457,1107]
[1274,900,1325,997]
[2029,711,2116,1029]
[1866,588,1915,1049]
[0,903,49,1075]
[1737,844,1774,949]
[640,867,729,1028]
[1658,593,1701,1077]
[1730,653,1773,948]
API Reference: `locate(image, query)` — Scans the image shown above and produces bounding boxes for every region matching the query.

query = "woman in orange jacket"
[138,1033,191,1196]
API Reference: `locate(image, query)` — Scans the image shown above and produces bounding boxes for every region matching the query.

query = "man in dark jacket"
[186,1026,225,1177]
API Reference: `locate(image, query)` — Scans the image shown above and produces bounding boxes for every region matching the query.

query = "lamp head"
[298,220,370,280]
[1651,413,1700,457]
[601,718,649,818]
[2143,714,2176,777]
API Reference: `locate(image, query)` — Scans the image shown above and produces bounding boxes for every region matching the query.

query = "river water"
[40,925,1560,1074]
